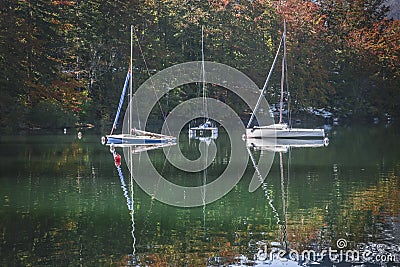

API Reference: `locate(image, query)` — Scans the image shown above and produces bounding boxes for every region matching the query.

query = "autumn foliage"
[0,0,399,131]
[349,19,400,77]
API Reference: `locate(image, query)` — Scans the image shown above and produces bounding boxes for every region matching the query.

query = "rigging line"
[135,151,151,238]
[247,33,285,128]
[138,145,173,238]
[246,146,280,224]
[133,66,142,131]
[132,26,171,135]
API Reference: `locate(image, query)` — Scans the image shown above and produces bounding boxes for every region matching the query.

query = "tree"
[348,19,400,114]
[314,0,397,117]
[277,0,335,110]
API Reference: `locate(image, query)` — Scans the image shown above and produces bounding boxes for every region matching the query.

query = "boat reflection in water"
[189,134,216,146]
[109,142,176,266]
[225,138,329,266]
[109,134,330,266]
[245,137,329,153]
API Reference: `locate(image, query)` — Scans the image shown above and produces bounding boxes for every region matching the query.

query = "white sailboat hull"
[189,126,218,140]
[106,134,176,145]
[246,124,325,139]
[108,142,176,153]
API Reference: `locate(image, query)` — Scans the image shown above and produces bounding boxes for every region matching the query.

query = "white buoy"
[109,144,115,153]
[101,136,106,145]
[324,137,329,146]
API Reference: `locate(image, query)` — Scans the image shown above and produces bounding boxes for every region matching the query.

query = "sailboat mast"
[201,26,207,122]
[130,26,136,259]
[130,25,133,134]
[279,20,286,124]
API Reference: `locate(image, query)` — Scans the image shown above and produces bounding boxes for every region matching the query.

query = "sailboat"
[189,26,218,140]
[245,21,325,139]
[104,26,176,146]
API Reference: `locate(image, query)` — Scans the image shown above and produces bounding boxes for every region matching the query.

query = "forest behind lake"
[1,0,399,133]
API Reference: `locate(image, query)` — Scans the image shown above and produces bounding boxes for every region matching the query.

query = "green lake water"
[1,124,399,266]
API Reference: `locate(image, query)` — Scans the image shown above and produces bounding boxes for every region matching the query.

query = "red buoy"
[114,152,121,167]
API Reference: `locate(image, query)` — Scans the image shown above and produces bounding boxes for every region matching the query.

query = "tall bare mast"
[201,26,207,122]
[279,20,286,124]
[130,25,133,133]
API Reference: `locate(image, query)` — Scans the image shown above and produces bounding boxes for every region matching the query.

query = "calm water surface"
[1,125,399,266]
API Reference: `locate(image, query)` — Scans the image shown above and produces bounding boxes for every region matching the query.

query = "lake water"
[1,124,399,266]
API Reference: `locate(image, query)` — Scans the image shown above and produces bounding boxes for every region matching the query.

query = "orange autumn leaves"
[349,19,400,78]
